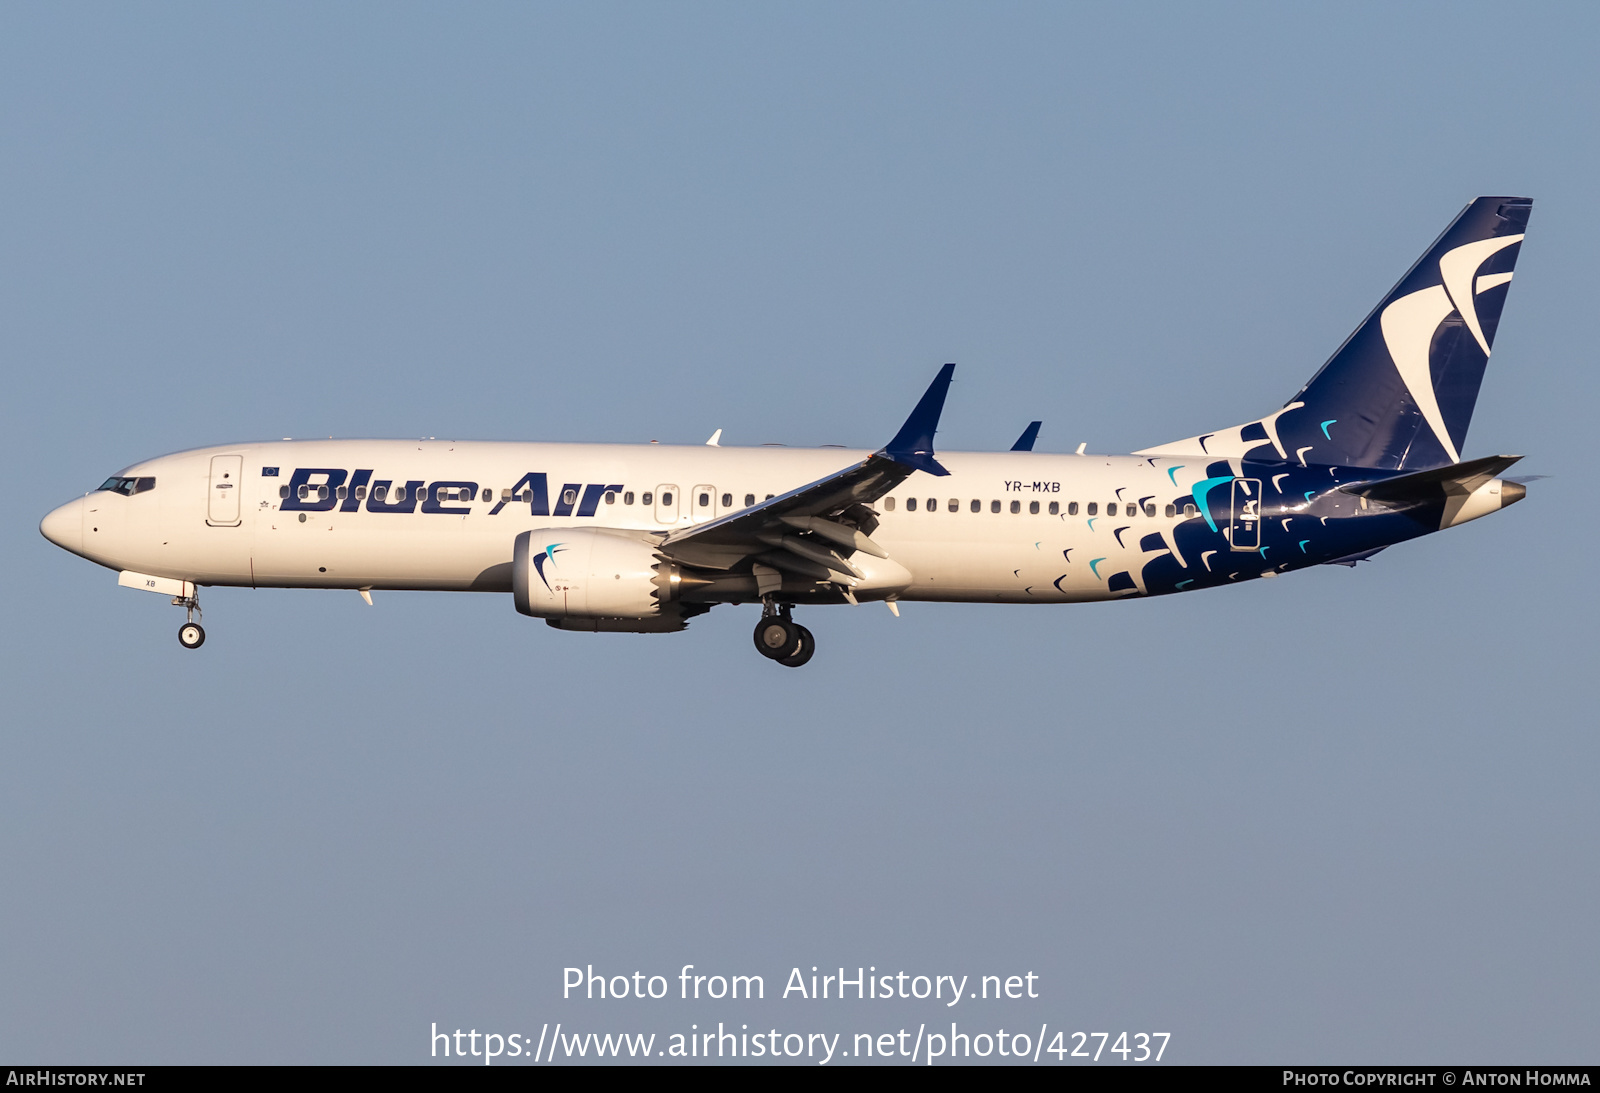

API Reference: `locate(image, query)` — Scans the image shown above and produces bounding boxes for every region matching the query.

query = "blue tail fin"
[1139,197,1532,470]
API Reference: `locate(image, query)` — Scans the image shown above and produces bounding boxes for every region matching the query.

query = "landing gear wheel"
[777,625,814,668]
[753,617,801,660]
[178,622,206,649]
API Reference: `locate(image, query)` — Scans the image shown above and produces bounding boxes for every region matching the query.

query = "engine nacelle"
[513,528,668,619]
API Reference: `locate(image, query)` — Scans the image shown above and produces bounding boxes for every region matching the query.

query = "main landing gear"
[752,603,815,668]
[174,589,205,650]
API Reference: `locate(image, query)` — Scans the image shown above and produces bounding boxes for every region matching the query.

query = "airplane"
[41,196,1533,667]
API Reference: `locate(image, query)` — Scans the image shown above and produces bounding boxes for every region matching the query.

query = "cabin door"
[207,455,243,527]
[1229,478,1261,551]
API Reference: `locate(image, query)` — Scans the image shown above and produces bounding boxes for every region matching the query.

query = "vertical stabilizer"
[1138,197,1532,470]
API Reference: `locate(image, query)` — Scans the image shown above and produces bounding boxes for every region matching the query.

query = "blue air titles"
[277,469,623,518]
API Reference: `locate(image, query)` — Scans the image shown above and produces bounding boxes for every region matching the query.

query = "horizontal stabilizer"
[1323,546,1387,568]
[1344,454,1521,504]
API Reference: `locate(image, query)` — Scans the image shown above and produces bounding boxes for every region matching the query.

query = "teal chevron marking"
[1304,490,1315,502]
[1320,419,1337,439]
[1166,465,1186,486]
[1258,546,1269,557]
[1189,476,1234,532]
[1175,579,1194,590]
[1086,517,1098,531]
[1089,557,1107,579]
[1298,539,1311,552]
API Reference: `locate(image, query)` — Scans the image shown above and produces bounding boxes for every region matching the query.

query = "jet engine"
[513,528,688,631]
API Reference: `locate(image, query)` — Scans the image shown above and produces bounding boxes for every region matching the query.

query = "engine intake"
[513,528,674,619]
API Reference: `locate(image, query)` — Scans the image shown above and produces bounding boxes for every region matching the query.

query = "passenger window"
[744,493,755,507]
[1029,501,1040,514]
[1164,504,1175,517]
[1049,501,1059,515]
[642,492,653,505]
[336,486,347,500]
[482,489,492,502]
[765,494,774,501]
[1143,504,1156,517]
[925,498,935,512]
[990,500,1000,513]
[662,492,674,506]
[624,491,635,505]
[698,492,710,507]
[605,491,616,505]
[356,486,367,500]
[970,499,980,513]
[279,485,289,499]
[1087,502,1098,516]
[297,484,309,500]
[1068,501,1078,515]
[1184,503,1197,516]
[721,492,732,507]
[374,485,389,501]
[501,488,511,501]
[1010,500,1020,514]
[906,497,918,512]
[562,488,578,506]
[946,498,957,512]
[885,497,896,511]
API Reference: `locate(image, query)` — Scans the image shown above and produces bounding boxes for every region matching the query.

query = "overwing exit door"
[691,484,717,523]
[654,484,680,525]
[207,455,243,527]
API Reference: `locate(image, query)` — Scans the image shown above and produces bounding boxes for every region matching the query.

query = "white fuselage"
[45,439,1215,604]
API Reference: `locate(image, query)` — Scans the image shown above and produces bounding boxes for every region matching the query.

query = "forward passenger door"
[207,454,243,527]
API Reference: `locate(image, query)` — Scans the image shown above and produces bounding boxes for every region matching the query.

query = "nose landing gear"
[752,603,815,668]
[173,590,205,649]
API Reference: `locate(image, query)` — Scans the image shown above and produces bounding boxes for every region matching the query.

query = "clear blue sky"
[3,1,1596,1063]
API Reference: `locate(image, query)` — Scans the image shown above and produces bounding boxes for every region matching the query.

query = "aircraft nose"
[40,497,85,555]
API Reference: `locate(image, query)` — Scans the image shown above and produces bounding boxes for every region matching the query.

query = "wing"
[657,364,955,583]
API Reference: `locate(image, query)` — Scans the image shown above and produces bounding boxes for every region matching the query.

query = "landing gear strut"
[753,602,815,668]
[174,589,205,649]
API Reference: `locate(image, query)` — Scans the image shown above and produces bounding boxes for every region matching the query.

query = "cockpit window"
[98,476,155,496]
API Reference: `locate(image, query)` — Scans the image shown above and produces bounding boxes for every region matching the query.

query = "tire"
[753,617,800,660]
[178,622,206,649]
[777,625,815,668]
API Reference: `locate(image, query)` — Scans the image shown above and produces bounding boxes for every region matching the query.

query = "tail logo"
[1378,234,1522,464]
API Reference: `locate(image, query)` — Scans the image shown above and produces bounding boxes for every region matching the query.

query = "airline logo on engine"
[275,470,624,517]
[531,542,567,591]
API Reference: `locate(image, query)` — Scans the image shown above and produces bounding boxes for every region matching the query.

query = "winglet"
[706,429,722,446]
[1011,421,1042,451]
[880,363,955,476]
